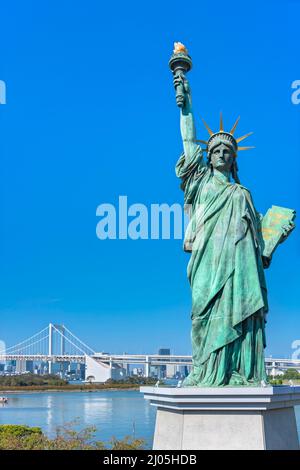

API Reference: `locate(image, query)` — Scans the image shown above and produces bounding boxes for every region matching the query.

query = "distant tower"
[54,324,66,355]
[0,340,6,363]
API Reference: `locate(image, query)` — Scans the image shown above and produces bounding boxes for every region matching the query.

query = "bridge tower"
[48,323,65,374]
[48,323,53,374]
[54,324,65,356]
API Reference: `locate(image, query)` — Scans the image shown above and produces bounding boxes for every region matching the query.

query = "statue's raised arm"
[174,74,198,162]
[169,43,199,163]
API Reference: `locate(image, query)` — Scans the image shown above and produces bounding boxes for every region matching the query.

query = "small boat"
[0,397,8,404]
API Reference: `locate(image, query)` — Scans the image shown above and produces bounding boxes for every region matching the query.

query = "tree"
[282,368,300,380]
[0,424,146,450]
[86,375,95,384]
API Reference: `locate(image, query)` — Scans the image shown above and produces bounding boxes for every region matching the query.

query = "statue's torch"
[169,42,192,108]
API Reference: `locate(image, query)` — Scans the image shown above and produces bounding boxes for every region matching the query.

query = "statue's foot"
[228,371,267,387]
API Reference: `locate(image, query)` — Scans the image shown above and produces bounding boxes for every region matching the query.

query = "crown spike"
[236,132,253,143]
[196,139,208,145]
[219,111,224,132]
[229,116,240,135]
[201,117,214,136]
[237,146,255,151]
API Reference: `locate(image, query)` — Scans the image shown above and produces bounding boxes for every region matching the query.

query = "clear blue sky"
[0,0,299,357]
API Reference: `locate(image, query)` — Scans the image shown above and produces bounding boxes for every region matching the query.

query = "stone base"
[140,386,300,450]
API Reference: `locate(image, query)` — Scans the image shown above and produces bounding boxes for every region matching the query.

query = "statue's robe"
[176,146,268,386]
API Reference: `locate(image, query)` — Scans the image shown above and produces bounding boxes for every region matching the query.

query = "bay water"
[1,390,299,449]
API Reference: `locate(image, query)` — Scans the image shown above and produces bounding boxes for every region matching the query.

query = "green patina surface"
[176,148,268,386]
[170,46,295,387]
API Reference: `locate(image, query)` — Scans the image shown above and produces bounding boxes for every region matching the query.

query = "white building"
[85,355,126,383]
[166,364,177,378]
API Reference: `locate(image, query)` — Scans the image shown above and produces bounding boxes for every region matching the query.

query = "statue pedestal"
[140,386,300,450]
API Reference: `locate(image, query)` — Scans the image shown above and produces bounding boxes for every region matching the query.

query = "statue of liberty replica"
[170,43,295,387]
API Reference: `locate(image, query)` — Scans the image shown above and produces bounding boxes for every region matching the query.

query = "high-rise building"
[79,363,86,380]
[25,360,34,373]
[158,348,171,356]
[166,363,177,378]
[123,352,130,377]
[16,360,26,374]
[158,348,171,379]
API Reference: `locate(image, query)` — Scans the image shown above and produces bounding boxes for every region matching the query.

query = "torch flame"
[173,42,188,55]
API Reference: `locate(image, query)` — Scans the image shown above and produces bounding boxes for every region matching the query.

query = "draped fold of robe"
[176,146,268,386]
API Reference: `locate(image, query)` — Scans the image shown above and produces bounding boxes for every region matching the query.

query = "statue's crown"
[196,113,254,155]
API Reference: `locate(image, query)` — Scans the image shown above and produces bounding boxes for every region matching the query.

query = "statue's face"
[210,143,235,173]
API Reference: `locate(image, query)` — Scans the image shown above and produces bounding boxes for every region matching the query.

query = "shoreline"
[0,386,142,394]
[0,389,139,394]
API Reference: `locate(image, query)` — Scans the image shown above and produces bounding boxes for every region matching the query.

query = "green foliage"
[268,368,300,383]
[281,368,300,380]
[0,423,146,450]
[268,378,283,385]
[0,374,158,391]
[0,425,44,450]
[109,435,146,450]
[0,373,67,387]
[0,425,42,438]
[106,377,159,385]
